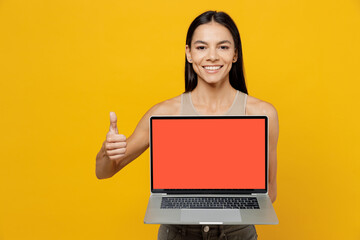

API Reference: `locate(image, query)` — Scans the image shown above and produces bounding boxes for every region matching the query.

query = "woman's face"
[186,21,237,86]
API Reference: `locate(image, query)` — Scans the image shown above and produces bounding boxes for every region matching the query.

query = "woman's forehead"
[192,22,233,44]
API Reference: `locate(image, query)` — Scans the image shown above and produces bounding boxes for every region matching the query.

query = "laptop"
[144,116,278,225]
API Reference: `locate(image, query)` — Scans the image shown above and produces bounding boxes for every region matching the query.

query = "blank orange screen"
[152,118,266,189]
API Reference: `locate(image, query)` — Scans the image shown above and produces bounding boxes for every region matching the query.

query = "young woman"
[96,11,279,240]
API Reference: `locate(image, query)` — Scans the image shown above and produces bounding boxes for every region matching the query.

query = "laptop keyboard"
[161,197,260,209]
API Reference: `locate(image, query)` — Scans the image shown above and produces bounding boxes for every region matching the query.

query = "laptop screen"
[150,116,268,194]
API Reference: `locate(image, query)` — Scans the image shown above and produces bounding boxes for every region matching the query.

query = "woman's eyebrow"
[193,40,207,45]
[193,40,232,45]
[218,40,232,45]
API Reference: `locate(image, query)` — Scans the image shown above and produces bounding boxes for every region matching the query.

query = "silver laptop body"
[144,116,278,225]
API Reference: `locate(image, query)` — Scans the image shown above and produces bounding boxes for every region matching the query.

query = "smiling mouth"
[203,65,223,70]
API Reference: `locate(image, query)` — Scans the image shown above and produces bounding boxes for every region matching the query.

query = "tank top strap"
[180,92,199,115]
[225,91,247,116]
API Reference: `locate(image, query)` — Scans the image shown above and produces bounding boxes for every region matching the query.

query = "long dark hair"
[185,11,248,94]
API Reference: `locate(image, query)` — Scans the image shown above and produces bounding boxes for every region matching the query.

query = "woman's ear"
[233,49,238,63]
[185,45,192,63]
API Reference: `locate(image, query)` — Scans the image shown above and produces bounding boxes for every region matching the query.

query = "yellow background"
[1,0,359,239]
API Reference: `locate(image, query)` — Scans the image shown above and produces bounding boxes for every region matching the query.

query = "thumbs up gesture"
[105,112,127,160]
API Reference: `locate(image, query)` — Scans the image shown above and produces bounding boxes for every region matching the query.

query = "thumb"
[109,112,118,134]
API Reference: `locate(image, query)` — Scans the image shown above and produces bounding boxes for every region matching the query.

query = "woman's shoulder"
[147,94,182,116]
[246,95,278,118]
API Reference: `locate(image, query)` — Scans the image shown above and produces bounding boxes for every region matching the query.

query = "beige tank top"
[180,90,247,115]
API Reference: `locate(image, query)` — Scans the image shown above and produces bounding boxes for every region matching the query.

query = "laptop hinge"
[251,193,264,195]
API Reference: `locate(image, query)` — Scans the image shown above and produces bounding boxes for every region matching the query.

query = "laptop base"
[144,194,278,225]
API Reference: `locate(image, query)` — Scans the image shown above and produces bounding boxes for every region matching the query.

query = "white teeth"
[204,66,221,70]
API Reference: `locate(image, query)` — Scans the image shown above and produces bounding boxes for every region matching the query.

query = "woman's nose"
[207,47,219,61]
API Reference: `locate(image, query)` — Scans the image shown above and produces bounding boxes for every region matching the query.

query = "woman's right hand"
[104,112,127,161]
[96,98,177,179]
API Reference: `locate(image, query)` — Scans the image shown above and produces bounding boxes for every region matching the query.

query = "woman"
[96,11,279,240]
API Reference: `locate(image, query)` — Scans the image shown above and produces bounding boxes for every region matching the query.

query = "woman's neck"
[190,80,237,113]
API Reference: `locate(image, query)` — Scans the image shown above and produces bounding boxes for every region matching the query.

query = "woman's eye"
[196,46,205,50]
[220,46,229,50]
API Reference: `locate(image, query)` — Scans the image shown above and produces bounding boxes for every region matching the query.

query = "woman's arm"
[246,97,279,203]
[95,110,150,179]
[267,105,279,203]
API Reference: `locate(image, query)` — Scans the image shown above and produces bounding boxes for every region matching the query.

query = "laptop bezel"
[149,115,268,194]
